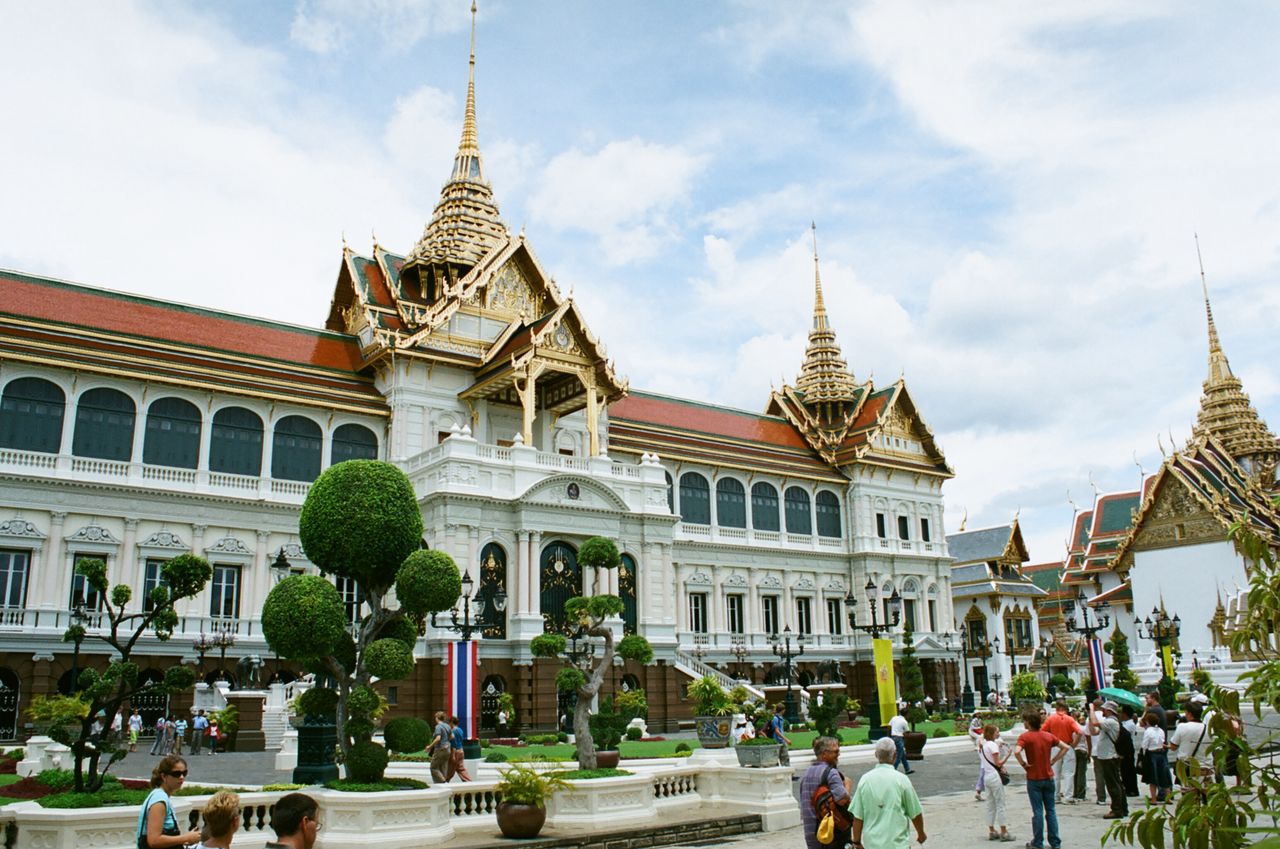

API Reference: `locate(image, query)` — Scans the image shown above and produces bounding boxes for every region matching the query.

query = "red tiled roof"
[610,393,812,451]
[2,272,365,372]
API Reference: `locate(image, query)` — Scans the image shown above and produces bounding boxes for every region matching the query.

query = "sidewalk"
[665,789,1117,849]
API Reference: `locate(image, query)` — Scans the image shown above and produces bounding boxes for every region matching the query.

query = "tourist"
[136,755,202,849]
[191,711,208,756]
[1042,701,1081,804]
[149,715,167,756]
[193,790,240,849]
[128,708,142,753]
[174,715,189,756]
[1118,705,1140,797]
[979,724,1014,842]
[427,710,452,783]
[111,708,124,744]
[1013,709,1071,849]
[888,707,914,774]
[207,718,220,755]
[497,706,509,737]
[1139,710,1172,803]
[768,703,792,768]
[1089,699,1128,818]
[800,736,852,849]
[448,715,472,782]
[264,792,321,849]
[732,718,755,744]
[1071,709,1090,803]
[1143,692,1167,738]
[850,738,926,849]
[1168,701,1208,786]
[969,715,987,801]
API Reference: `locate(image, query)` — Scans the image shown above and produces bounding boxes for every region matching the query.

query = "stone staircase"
[672,648,809,714]
[262,707,289,751]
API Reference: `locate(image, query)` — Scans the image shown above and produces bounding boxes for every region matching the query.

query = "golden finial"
[342,231,349,250]
[810,221,826,315]
[1157,432,1166,458]
[958,507,967,532]
[449,0,483,182]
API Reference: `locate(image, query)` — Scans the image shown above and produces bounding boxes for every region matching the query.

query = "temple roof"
[794,225,857,404]
[946,520,1028,566]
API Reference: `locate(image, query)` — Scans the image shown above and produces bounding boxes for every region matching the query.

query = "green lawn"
[0,774,22,786]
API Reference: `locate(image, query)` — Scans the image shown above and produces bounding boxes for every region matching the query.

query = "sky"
[2,1,1277,564]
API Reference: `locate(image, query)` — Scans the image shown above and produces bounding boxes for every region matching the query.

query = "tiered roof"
[947,520,1046,602]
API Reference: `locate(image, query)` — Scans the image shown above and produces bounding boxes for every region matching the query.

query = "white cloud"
[527,139,706,265]
[288,0,470,55]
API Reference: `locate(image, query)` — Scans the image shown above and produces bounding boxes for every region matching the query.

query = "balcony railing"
[673,523,848,552]
[0,606,269,639]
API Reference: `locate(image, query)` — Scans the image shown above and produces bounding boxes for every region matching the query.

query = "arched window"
[272,415,322,482]
[901,578,920,632]
[751,482,780,531]
[479,542,507,639]
[209,407,263,477]
[143,397,201,469]
[664,472,674,512]
[679,473,711,525]
[619,553,638,635]
[331,423,378,465]
[0,377,64,453]
[815,490,841,537]
[540,542,581,635]
[71,388,135,461]
[784,486,811,535]
[715,478,746,528]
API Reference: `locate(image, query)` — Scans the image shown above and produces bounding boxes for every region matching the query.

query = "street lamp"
[1135,605,1181,680]
[845,579,900,735]
[1063,589,1110,702]
[65,599,90,694]
[431,572,507,641]
[214,629,236,682]
[768,625,805,724]
[270,546,293,583]
[192,631,217,677]
[941,632,966,711]
[689,634,709,663]
[730,637,750,681]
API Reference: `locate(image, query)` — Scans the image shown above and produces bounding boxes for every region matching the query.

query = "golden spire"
[794,222,857,406]
[404,0,505,275]
[1189,237,1278,481]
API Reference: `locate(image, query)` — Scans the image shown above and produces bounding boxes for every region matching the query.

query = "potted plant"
[1009,671,1046,712]
[687,675,733,748]
[898,625,929,760]
[586,697,627,769]
[735,734,783,768]
[495,762,571,839]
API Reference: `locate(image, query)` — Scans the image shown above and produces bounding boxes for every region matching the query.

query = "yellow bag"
[817,812,835,844]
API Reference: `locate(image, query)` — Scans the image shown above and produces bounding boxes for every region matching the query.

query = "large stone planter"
[735,742,781,768]
[694,715,731,749]
[903,730,927,761]
[496,801,547,838]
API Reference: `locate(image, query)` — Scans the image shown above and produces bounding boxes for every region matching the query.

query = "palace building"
[0,15,960,741]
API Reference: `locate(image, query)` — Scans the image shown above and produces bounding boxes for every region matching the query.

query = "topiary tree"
[808,692,849,738]
[262,460,462,778]
[1049,672,1076,695]
[899,624,927,729]
[1009,670,1046,704]
[384,717,431,754]
[1105,629,1139,692]
[530,536,653,768]
[58,554,211,792]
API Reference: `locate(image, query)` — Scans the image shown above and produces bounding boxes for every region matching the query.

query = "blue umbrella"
[1097,687,1143,710]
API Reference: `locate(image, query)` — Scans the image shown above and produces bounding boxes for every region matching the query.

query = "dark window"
[726,594,744,634]
[688,593,707,633]
[479,542,508,639]
[0,550,30,608]
[271,415,322,482]
[664,472,674,512]
[751,483,780,531]
[71,387,135,461]
[762,595,779,635]
[619,553,638,635]
[927,599,937,631]
[143,397,201,469]
[903,599,917,631]
[679,473,711,525]
[815,491,841,537]
[142,559,168,613]
[921,517,931,542]
[0,377,65,453]
[715,478,746,528]
[897,515,910,540]
[876,513,887,538]
[210,564,241,619]
[209,407,263,477]
[827,598,842,635]
[335,575,362,626]
[796,597,812,635]
[70,554,105,610]
[784,486,811,535]
[331,423,378,465]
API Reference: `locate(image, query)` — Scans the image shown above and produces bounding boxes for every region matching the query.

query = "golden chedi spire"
[405,1,506,277]
[1190,245,1278,483]
[794,223,858,408]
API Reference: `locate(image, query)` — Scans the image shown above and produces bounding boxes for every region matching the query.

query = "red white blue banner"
[1087,638,1108,690]
[447,640,478,739]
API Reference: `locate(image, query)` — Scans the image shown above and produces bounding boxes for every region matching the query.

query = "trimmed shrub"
[347,685,381,717]
[484,751,509,763]
[364,638,414,680]
[376,616,420,650]
[297,687,339,718]
[325,777,428,792]
[384,717,431,754]
[577,537,620,570]
[263,575,346,662]
[674,742,691,754]
[932,728,950,738]
[625,726,643,740]
[395,550,462,617]
[345,740,390,784]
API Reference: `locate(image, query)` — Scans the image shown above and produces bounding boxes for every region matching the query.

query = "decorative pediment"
[518,476,628,512]
[759,574,783,589]
[484,258,543,317]
[0,519,44,539]
[206,536,252,556]
[825,578,845,592]
[67,524,119,545]
[685,570,712,586]
[282,543,309,561]
[795,576,815,590]
[140,531,187,550]
[1130,473,1221,553]
[725,573,749,587]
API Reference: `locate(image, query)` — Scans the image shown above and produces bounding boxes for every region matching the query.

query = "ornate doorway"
[539,542,581,635]
[133,669,170,735]
[479,675,506,733]
[0,669,18,740]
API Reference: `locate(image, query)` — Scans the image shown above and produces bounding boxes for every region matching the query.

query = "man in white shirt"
[1168,702,1208,765]
[888,707,915,775]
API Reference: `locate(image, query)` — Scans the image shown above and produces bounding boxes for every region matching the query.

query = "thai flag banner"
[1088,637,1108,690]
[447,640,478,739]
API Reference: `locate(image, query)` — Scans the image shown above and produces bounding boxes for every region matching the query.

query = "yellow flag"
[873,637,896,728]
[1161,644,1175,679]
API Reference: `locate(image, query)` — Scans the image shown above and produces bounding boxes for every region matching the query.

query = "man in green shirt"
[851,738,927,849]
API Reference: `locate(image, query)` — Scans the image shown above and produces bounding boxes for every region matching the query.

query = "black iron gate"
[133,669,170,735]
[479,675,505,733]
[0,669,19,741]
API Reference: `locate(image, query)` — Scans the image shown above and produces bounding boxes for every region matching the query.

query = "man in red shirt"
[1014,711,1071,849]
[1042,701,1082,804]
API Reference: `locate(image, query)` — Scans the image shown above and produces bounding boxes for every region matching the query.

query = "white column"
[192,524,207,559]
[468,526,480,583]
[528,532,542,616]
[515,530,529,614]
[710,566,724,636]
[673,564,685,634]
[44,512,67,609]
[121,519,139,611]
[662,544,675,625]
[747,577,760,636]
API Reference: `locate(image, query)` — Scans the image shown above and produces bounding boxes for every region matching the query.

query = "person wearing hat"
[1088,699,1128,818]
[732,717,755,744]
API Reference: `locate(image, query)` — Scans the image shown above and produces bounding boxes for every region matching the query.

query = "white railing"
[142,465,197,484]
[208,471,258,491]
[0,607,267,639]
[70,456,129,476]
[673,648,766,701]
[0,447,56,469]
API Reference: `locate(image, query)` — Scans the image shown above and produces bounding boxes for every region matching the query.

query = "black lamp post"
[66,599,90,693]
[431,572,507,641]
[845,579,901,736]
[768,625,805,724]
[730,637,750,681]
[1135,605,1181,680]
[214,629,236,682]
[942,632,967,711]
[192,631,216,677]
[1063,589,1110,702]
[966,629,992,709]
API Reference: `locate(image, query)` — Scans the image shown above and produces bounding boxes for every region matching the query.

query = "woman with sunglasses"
[137,754,202,848]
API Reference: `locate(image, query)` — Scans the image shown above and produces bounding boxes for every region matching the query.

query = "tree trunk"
[572,623,615,770]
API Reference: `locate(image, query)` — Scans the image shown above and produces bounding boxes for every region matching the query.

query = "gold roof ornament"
[404,0,506,275]
[1189,238,1278,483]
[794,222,858,405]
